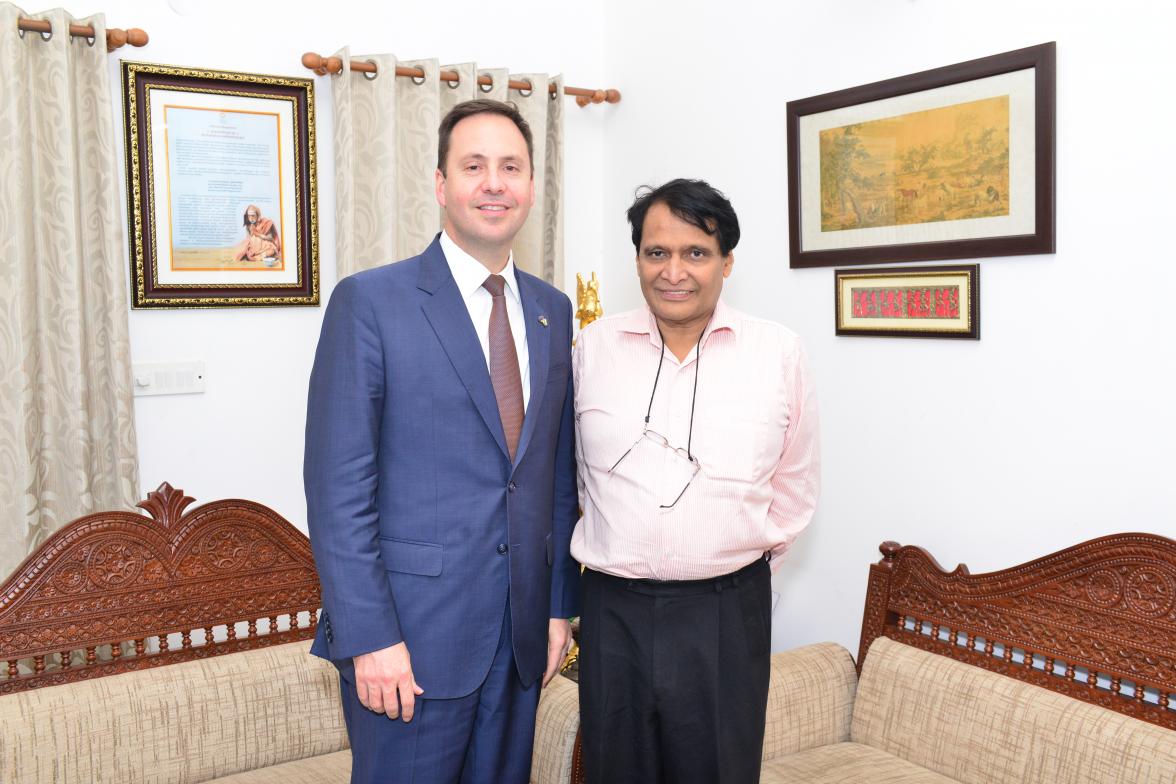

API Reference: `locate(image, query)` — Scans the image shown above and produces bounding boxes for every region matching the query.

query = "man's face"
[637,201,734,332]
[435,113,535,263]
[246,208,258,224]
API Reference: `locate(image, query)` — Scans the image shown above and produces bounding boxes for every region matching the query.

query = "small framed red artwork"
[834,264,979,339]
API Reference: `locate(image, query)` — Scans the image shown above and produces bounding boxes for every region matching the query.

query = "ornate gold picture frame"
[122,61,319,308]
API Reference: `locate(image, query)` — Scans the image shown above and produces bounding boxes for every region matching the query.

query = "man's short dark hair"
[437,99,534,176]
[627,179,740,257]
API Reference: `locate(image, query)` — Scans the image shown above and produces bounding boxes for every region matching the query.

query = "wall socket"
[132,361,206,397]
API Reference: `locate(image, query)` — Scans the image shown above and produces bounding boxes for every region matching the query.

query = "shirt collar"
[620,298,739,348]
[440,230,521,305]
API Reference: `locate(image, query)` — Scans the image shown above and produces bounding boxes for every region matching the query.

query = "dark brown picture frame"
[122,61,319,308]
[788,43,1055,269]
[834,264,979,339]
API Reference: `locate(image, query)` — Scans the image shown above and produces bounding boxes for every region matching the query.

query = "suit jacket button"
[496,543,508,555]
[508,482,517,492]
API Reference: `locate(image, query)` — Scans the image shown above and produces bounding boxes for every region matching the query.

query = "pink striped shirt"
[571,300,820,580]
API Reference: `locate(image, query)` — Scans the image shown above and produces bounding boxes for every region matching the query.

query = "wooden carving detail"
[857,533,1176,731]
[0,483,321,694]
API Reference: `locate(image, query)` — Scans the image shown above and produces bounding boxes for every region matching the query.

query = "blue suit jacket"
[304,236,581,698]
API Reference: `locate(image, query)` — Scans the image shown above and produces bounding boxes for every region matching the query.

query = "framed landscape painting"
[788,43,1055,268]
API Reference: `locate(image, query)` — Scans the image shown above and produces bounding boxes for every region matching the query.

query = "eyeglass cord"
[647,324,706,462]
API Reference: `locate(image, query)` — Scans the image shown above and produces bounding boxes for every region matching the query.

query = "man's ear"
[723,252,735,278]
[435,168,447,208]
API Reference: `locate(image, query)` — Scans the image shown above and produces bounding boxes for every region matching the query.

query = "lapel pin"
[538,315,549,327]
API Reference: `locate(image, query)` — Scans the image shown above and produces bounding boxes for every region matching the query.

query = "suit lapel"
[514,271,550,469]
[417,238,510,461]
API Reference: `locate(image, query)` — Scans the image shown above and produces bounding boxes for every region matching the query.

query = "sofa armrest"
[531,674,581,784]
[762,642,858,761]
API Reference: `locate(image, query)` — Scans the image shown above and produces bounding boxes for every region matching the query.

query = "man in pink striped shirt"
[572,179,820,783]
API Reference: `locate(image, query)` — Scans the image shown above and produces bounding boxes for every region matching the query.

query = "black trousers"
[578,557,772,784]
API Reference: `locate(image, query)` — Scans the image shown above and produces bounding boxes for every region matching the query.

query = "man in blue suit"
[304,99,580,784]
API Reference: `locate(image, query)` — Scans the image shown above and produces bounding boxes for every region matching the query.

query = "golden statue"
[576,272,603,330]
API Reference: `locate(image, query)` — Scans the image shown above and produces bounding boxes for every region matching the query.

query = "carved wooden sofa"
[0,484,581,784]
[566,534,1176,783]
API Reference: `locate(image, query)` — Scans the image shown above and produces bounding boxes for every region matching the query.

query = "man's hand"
[353,642,424,721]
[543,618,573,687]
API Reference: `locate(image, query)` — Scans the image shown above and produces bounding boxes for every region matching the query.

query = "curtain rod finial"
[302,52,342,76]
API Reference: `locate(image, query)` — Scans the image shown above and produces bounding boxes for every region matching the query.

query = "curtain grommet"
[478,74,494,93]
[362,60,379,81]
[410,69,426,86]
[516,79,533,98]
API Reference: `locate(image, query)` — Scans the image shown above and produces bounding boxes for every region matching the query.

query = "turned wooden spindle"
[1111,676,1122,696]
[6,660,16,679]
[269,615,278,635]
[181,631,192,650]
[290,612,300,631]
[931,623,941,642]
[109,642,121,660]
[1087,668,1097,686]
[204,626,214,646]
[1064,662,1076,681]
[60,650,72,669]
[984,639,995,656]
[1043,657,1054,676]
[1003,645,1014,663]
[85,647,96,666]
[134,639,145,657]
[226,622,237,641]
[1023,650,1035,669]
[1134,683,1145,702]
[1160,692,1170,709]
[159,634,170,653]
[33,655,44,674]
[248,619,258,638]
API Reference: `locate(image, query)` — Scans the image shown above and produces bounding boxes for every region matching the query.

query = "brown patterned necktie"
[482,274,525,461]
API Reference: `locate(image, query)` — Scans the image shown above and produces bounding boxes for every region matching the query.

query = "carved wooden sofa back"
[857,533,1176,731]
[0,483,321,693]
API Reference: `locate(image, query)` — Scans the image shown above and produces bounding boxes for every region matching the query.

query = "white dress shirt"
[571,300,820,580]
[440,231,531,410]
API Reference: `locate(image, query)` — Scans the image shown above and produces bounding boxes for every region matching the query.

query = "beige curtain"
[0,3,140,582]
[332,49,565,283]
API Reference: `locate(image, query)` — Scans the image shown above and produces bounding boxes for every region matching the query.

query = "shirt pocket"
[575,406,630,472]
[693,412,764,483]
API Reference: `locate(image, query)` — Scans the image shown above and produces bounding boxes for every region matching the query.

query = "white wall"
[601,0,1176,654]
[103,0,607,527]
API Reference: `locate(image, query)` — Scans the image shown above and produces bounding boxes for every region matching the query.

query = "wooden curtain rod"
[16,17,148,52]
[301,52,620,107]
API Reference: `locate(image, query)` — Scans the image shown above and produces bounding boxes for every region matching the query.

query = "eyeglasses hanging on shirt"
[607,324,705,509]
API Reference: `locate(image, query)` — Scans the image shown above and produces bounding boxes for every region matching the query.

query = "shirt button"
[508,482,517,492]
[496,543,508,555]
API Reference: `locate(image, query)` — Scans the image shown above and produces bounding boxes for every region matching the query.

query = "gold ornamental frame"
[122,61,319,308]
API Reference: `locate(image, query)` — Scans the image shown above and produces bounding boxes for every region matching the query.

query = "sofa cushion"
[761,742,959,783]
[205,750,350,783]
[0,640,348,784]
[851,636,1176,784]
[761,642,858,760]
[530,673,580,784]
